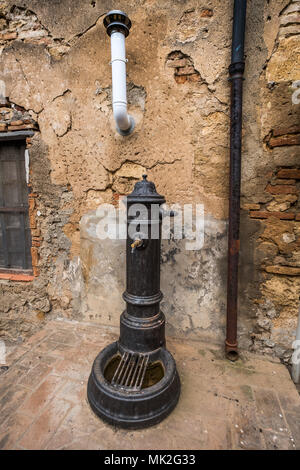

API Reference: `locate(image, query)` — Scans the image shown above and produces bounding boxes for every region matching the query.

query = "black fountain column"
[87,175,180,429]
[120,174,167,354]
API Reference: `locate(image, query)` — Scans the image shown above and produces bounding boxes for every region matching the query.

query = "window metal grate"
[0,140,32,272]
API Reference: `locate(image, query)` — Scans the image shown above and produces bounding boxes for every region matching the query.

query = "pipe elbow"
[113,103,135,136]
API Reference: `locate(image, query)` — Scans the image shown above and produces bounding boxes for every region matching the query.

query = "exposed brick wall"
[0,5,70,58]
[0,101,37,131]
[245,167,300,222]
[246,166,300,273]
[265,130,300,149]
[27,187,40,277]
[243,165,300,358]
[166,51,202,84]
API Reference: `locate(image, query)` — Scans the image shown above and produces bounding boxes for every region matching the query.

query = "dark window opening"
[0,140,32,273]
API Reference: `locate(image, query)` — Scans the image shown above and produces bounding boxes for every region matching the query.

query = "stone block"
[265,265,300,276]
[250,211,295,220]
[277,169,300,179]
[266,184,297,195]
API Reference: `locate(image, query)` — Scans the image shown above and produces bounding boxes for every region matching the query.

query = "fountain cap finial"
[126,175,165,204]
[103,10,132,37]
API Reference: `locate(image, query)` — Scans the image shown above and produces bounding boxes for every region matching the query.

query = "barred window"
[0,140,32,273]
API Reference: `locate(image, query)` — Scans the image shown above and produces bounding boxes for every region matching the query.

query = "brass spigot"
[131,238,143,253]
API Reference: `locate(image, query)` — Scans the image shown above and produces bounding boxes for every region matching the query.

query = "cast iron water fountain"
[87,175,181,429]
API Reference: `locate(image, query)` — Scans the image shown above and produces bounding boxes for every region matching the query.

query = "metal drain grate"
[111,352,149,391]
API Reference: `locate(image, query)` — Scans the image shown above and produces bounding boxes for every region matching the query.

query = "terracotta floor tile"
[45,401,100,449]
[18,351,58,369]
[0,412,34,450]
[19,399,71,450]
[55,380,86,404]
[47,330,80,346]
[5,346,29,367]
[31,338,60,355]
[59,437,104,450]
[18,363,52,389]
[51,359,89,382]
[62,341,100,365]
[20,375,64,417]
[0,365,29,399]
[0,386,29,428]
[25,328,51,347]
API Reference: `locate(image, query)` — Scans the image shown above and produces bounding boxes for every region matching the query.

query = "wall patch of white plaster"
[0,339,6,365]
[25,149,30,183]
[0,80,6,104]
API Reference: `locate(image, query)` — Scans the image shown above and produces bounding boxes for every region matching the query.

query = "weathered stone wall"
[239,0,300,360]
[0,0,299,362]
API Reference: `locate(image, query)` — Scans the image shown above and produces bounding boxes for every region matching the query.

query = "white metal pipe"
[110,31,134,135]
[292,303,300,384]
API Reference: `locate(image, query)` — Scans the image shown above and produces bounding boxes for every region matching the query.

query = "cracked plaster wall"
[0,0,299,362]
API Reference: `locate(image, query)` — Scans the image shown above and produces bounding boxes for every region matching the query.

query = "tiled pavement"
[0,319,300,450]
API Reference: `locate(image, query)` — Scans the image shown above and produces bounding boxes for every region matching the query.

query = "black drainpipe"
[225,0,247,361]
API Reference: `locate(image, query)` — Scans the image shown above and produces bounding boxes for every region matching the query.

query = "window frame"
[0,130,34,276]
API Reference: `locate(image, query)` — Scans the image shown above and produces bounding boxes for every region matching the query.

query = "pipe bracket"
[109,58,128,65]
